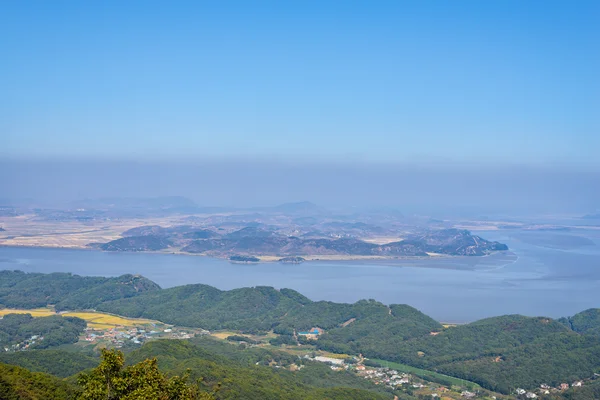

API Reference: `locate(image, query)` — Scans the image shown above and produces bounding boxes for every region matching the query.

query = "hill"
[124,340,397,400]
[181,228,507,257]
[0,314,86,350]
[0,270,160,310]
[0,363,78,400]
[559,308,600,335]
[346,315,600,393]
[2,270,599,395]
[100,235,172,251]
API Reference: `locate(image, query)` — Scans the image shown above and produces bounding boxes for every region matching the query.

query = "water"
[1,228,599,323]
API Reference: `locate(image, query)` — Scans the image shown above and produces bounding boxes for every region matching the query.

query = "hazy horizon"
[2,157,599,216]
[2,1,599,216]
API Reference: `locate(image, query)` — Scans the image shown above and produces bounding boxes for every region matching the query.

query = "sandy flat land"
[257,254,401,262]
[362,236,404,245]
[0,214,188,249]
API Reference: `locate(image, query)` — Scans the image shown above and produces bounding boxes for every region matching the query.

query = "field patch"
[210,331,238,339]
[0,308,55,317]
[0,308,161,329]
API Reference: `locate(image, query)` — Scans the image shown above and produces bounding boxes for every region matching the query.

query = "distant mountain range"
[582,213,600,220]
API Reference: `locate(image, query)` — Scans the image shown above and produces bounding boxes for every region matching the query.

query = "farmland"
[0,308,159,330]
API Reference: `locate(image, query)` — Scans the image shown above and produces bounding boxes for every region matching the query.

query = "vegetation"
[3,270,600,396]
[0,363,78,400]
[278,256,306,264]
[0,270,160,310]
[178,228,508,257]
[369,359,479,388]
[100,235,172,251]
[0,313,86,349]
[559,309,600,335]
[78,348,216,399]
[0,349,98,378]
[348,315,600,394]
[229,255,260,262]
[123,340,397,399]
[225,335,258,344]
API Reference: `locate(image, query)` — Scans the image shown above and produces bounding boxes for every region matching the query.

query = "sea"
[1,227,599,323]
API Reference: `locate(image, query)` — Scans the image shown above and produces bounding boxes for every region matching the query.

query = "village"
[302,353,598,399]
[3,334,44,352]
[81,324,210,349]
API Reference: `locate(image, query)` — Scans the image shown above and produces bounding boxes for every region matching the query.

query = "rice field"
[0,308,55,317]
[0,308,160,329]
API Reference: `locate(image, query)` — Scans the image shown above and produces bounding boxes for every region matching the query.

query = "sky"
[1,1,599,212]
[1,0,599,165]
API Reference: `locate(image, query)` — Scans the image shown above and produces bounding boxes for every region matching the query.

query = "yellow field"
[320,351,350,359]
[210,331,238,339]
[61,312,157,329]
[0,308,160,330]
[0,308,54,317]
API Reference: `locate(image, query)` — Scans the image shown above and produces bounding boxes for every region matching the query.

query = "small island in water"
[278,256,306,264]
[229,255,260,263]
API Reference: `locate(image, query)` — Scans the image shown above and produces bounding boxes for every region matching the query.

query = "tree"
[78,349,217,400]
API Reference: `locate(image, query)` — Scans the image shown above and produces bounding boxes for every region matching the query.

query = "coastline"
[0,242,510,265]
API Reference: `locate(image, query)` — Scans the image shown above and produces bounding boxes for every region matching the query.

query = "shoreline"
[0,243,511,264]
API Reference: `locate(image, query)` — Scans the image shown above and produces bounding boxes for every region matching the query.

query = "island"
[229,255,260,263]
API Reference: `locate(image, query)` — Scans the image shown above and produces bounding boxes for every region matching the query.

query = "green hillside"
[2,270,600,396]
[0,314,86,350]
[0,363,78,400]
[0,270,160,310]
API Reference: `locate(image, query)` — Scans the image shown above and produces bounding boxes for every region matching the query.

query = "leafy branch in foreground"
[77,348,217,400]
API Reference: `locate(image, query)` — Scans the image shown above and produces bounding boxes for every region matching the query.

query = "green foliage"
[0,313,86,349]
[269,334,297,346]
[0,349,98,378]
[100,235,172,252]
[124,339,396,400]
[225,335,258,345]
[0,270,160,310]
[97,284,300,333]
[228,255,260,262]
[316,301,442,357]
[78,348,215,400]
[0,362,78,399]
[356,315,600,394]
[560,309,600,336]
[553,379,600,399]
[3,270,600,396]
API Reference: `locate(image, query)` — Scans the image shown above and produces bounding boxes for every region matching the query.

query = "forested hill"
[559,309,600,335]
[0,314,86,350]
[2,270,600,395]
[0,270,160,310]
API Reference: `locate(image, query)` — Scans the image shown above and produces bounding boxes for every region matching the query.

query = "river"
[1,228,599,323]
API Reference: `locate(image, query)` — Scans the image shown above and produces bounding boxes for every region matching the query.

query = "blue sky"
[2,1,599,165]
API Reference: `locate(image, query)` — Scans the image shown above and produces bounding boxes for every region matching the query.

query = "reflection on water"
[0,228,599,323]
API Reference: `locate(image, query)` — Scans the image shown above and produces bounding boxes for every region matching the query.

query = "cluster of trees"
[560,309,600,336]
[0,270,160,310]
[0,349,98,377]
[0,363,78,400]
[100,235,172,252]
[0,314,86,349]
[97,284,303,333]
[228,255,260,262]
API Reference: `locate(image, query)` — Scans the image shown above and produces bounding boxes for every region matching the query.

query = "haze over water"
[2,228,598,323]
